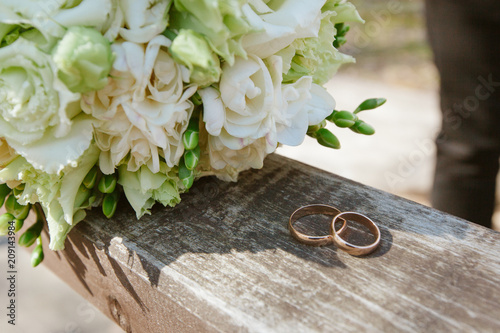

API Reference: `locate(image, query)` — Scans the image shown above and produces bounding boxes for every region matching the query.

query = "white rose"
[207,134,271,172]
[275,78,335,146]
[0,0,123,41]
[82,35,196,174]
[241,0,325,58]
[201,54,333,152]
[200,54,281,151]
[0,38,94,174]
[119,0,170,43]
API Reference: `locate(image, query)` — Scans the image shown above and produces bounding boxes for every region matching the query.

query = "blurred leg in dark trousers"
[425,0,500,228]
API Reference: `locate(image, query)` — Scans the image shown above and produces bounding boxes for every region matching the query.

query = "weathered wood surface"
[42,153,500,332]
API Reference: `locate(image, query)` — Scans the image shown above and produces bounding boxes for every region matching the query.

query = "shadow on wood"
[41,154,500,333]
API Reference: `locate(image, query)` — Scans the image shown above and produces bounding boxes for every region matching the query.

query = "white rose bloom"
[275,78,335,146]
[0,38,94,174]
[119,0,170,43]
[201,54,281,151]
[82,35,196,174]
[208,134,271,172]
[0,0,123,41]
[200,55,334,156]
[242,0,325,58]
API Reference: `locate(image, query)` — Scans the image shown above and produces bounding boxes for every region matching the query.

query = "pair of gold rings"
[288,204,381,256]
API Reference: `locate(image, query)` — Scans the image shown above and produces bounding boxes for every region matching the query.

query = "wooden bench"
[41,153,500,332]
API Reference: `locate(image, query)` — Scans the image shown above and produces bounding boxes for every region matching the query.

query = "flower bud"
[0,213,15,236]
[314,128,341,149]
[74,185,92,209]
[354,98,386,113]
[184,146,201,171]
[31,239,44,267]
[183,130,199,151]
[332,111,357,128]
[179,158,194,189]
[18,218,43,247]
[102,191,120,219]
[98,174,117,194]
[14,218,24,233]
[53,26,113,93]
[5,194,31,220]
[83,165,98,189]
[350,120,375,135]
[170,29,221,86]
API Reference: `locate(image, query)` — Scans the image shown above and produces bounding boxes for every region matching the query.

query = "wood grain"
[41,154,500,332]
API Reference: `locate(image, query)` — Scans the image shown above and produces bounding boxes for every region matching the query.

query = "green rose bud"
[53,26,113,93]
[170,29,222,86]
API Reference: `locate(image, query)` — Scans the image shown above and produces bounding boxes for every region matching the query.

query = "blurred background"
[1,1,498,332]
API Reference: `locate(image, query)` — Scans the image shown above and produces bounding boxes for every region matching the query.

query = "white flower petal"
[307,84,336,125]
[7,114,95,174]
[199,87,225,136]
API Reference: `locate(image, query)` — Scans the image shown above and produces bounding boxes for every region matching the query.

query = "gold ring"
[330,212,381,256]
[289,204,347,246]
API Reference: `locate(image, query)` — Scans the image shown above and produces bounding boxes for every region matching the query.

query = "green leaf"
[354,98,386,114]
[162,28,177,41]
[315,128,341,149]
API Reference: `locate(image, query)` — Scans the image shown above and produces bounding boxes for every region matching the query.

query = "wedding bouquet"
[0,0,384,266]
